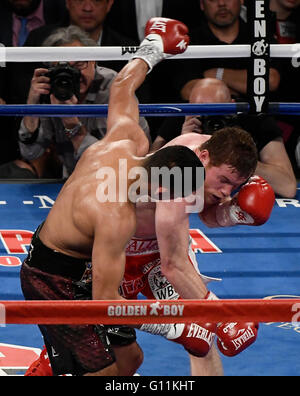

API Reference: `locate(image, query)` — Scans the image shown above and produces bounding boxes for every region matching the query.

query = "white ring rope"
[0,44,299,63]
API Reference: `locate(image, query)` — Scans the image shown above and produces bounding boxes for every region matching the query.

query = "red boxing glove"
[216,176,275,226]
[166,290,218,357]
[145,17,189,55]
[167,322,217,358]
[132,17,189,72]
[236,176,275,225]
[216,322,259,357]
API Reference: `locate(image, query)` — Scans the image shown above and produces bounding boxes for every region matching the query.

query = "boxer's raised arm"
[105,18,190,157]
[105,60,150,157]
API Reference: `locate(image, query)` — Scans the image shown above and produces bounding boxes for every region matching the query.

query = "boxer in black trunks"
[20,18,197,376]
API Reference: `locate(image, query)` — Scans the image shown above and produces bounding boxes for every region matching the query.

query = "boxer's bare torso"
[39,138,141,259]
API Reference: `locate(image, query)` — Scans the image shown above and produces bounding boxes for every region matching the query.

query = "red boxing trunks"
[121,236,221,300]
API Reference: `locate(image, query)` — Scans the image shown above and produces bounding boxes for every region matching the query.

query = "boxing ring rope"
[0,44,299,62]
[1,299,300,325]
[1,103,300,117]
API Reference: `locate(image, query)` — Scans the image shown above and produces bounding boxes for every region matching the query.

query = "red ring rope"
[0,299,299,325]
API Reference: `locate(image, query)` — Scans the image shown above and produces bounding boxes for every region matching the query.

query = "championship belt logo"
[148,266,179,300]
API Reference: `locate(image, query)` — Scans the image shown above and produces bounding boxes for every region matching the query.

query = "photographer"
[18,25,150,178]
[151,78,297,198]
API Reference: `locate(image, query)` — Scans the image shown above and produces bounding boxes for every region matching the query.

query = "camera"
[46,62,81,101]
[200,115,236,135]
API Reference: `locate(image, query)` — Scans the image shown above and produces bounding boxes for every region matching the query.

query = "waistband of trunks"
[25,222,91,281]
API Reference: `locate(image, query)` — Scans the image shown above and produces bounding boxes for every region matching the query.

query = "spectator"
[0,0,67,47]
[268,0,300,179]
[151,78,297,198]
[0,91,17,165]
[269,0,300,44]
[0,145,62,179]
[0,0,67,166]
[175,0,281,101]
[18,25,150,178]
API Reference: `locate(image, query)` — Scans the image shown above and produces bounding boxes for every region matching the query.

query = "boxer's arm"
[105,18,189,157]
[257,138,297,198]
[104,59,150,157]
[155,200,208,299]
[92,239,126,301]
[92,214,135,301]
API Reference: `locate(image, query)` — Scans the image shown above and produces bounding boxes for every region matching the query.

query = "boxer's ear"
[197,149,210,167]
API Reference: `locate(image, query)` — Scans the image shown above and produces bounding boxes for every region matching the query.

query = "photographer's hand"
[181,116,202,135]
[27,68,50,105]
[50,94,88,153]
[50,94,80,130]
[0,97,6,105]
[24,68,50,133]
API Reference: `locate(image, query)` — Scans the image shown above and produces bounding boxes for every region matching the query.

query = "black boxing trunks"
[20,224,136,376]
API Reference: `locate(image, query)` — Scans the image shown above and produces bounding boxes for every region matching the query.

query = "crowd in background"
[0,0,299,197]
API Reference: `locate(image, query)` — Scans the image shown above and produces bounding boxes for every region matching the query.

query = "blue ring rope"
[0,103,299,117]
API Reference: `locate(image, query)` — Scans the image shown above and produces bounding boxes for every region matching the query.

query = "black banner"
[247,0,272,114]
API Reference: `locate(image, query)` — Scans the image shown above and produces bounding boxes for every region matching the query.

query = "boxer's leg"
[105,326,143,375]
[112,342,144,376]
[189,344,224,376]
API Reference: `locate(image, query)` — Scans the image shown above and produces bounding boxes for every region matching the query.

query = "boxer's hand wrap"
[216,176,275,227]
[132,17,189,72]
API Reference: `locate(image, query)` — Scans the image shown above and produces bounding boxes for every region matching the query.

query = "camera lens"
[202,116,228,134]
[47,63,81,102]
[53,72,74,101]
[207,117,227,132]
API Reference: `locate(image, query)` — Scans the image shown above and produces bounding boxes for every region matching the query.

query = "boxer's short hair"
[200,127,258,178]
